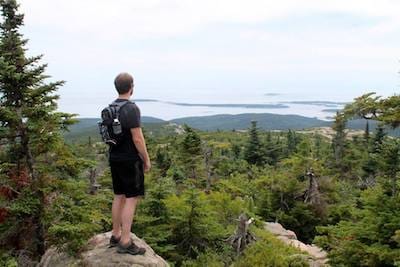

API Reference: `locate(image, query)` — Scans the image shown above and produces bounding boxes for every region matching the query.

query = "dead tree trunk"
[88,168,100,194]
[203,146,213,194]
[225,213,256,255]
[303,168,321,205]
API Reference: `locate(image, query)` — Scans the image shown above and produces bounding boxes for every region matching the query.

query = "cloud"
[14,0,400,118]
[19,0,400,41]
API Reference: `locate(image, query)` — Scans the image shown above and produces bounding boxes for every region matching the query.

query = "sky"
[17,0,400,118]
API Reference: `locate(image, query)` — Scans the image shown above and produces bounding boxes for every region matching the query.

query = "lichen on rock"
[264,222,329,267]
[38,232,169,267]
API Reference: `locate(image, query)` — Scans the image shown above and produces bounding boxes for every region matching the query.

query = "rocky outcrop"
[264,222,329,267]
[38,232,169,267]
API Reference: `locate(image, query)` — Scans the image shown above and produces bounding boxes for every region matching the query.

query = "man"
[108,72,151,255]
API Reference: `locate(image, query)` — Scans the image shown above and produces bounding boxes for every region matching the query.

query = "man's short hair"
[114,73,134,94]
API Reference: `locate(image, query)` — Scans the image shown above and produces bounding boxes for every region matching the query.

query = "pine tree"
[380,139,400,196]
[0,0,75,258]
[332,112,347,177]
[231,143,241,159]
[180,124,202,178]
[244,120,265,165]
[286,129,297,156]
[372,125,386,153]
[134,177,176,256]
[264,131,279,165]
[360,125,387,188]
[164,187,226,263]
[314,134,322,159]
[155,146,172,177]
[364,120,370,143]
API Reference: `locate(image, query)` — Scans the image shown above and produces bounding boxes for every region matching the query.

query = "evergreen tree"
[155,146,172,177]
[364,120,370,143]
[286,129,297,156]
[0,0,75,258]
[379,94,400,128]
[314,134,322,159]
[372,125,386,153]
[179,124,202,179]
[264,131,280,166]
[164,188,226,263]
[244,121,265,166]
[360,125,387,188]
[332,112,347,177]
[315,185,400,266]
[135,177,176,256]
[231,143,241,159]
[380,139,400,196]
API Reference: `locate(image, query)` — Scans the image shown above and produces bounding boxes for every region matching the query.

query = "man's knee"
[124,196,142,207]
[114,194,126,203]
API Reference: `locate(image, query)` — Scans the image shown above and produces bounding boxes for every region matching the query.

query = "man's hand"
[143,159,151,172]
[131,127,151,173]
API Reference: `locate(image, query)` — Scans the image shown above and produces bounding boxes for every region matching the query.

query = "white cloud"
[19,0,400,40]
[14,0,400,117]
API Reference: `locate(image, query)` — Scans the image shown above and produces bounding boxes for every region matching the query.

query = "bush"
[235,228,309,267]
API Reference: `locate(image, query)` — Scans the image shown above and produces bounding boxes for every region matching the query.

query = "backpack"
[98,100,130,146]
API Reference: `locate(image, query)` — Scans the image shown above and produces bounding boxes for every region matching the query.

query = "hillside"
[170,113,331,131]
[64,113,329,143]
[64,117,168,143]
[65,113,399,143]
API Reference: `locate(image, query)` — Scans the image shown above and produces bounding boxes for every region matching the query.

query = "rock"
[39,232,169,267]
[38,248,79,267]
[264,222,329,267]
[264,222,298,240]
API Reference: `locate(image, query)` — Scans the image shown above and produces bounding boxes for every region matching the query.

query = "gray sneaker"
[109,235,121,248]
[117,239,146,255]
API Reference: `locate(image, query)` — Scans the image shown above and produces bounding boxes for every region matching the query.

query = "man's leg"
[112,194,126,238]
[120,196,141,245]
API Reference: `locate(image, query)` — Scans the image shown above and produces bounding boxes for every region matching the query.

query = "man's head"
[114,72,134,95]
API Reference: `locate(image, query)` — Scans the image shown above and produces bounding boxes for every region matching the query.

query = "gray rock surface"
[264,222,329,267]
[38,232,169,267]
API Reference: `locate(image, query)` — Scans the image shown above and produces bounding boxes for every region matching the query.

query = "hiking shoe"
[117,240,146,255]
[109,235,121,248]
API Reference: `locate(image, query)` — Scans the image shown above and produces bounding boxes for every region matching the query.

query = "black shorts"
[109,159,145,198]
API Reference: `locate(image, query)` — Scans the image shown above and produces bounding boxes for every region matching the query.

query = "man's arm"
[131,127,151,172]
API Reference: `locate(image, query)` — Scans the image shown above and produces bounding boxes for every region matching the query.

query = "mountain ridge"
[65,113,399,143]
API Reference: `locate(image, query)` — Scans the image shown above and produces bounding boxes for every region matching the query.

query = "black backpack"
[98,100,130,146]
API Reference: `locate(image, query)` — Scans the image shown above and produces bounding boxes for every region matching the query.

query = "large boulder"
[264,222,329,267]
[263,222,298,240]
[38,232,169,267]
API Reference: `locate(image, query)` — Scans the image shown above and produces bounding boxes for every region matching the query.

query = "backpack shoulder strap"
[109,100,131,119]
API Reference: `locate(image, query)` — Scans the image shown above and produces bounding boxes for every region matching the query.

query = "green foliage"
[0,50,398,267]
[179,125,203,179]
[286,129,299,156]
[235,228,309,267]
[315,185,400,266]
[0,0,77,258]
[163,187,228,263]
[244,121,266,166]
[8,188,40,216]
[155,146,172,177]
[332,111,348,176]
[134,176,176,256]
[0,251,17,267]
[43,179,112,255]
[343,92,400,129]
[255,169,323,243]
[182,247,234,267]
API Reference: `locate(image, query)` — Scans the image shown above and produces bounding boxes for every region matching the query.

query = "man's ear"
[129,88,133,96]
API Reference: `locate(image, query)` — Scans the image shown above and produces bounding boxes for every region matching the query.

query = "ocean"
[60,89,382,120]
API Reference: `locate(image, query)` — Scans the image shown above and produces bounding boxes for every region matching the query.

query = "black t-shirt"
[108,99,141,161]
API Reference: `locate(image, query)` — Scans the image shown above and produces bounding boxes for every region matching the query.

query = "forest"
[1,0,400,266]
